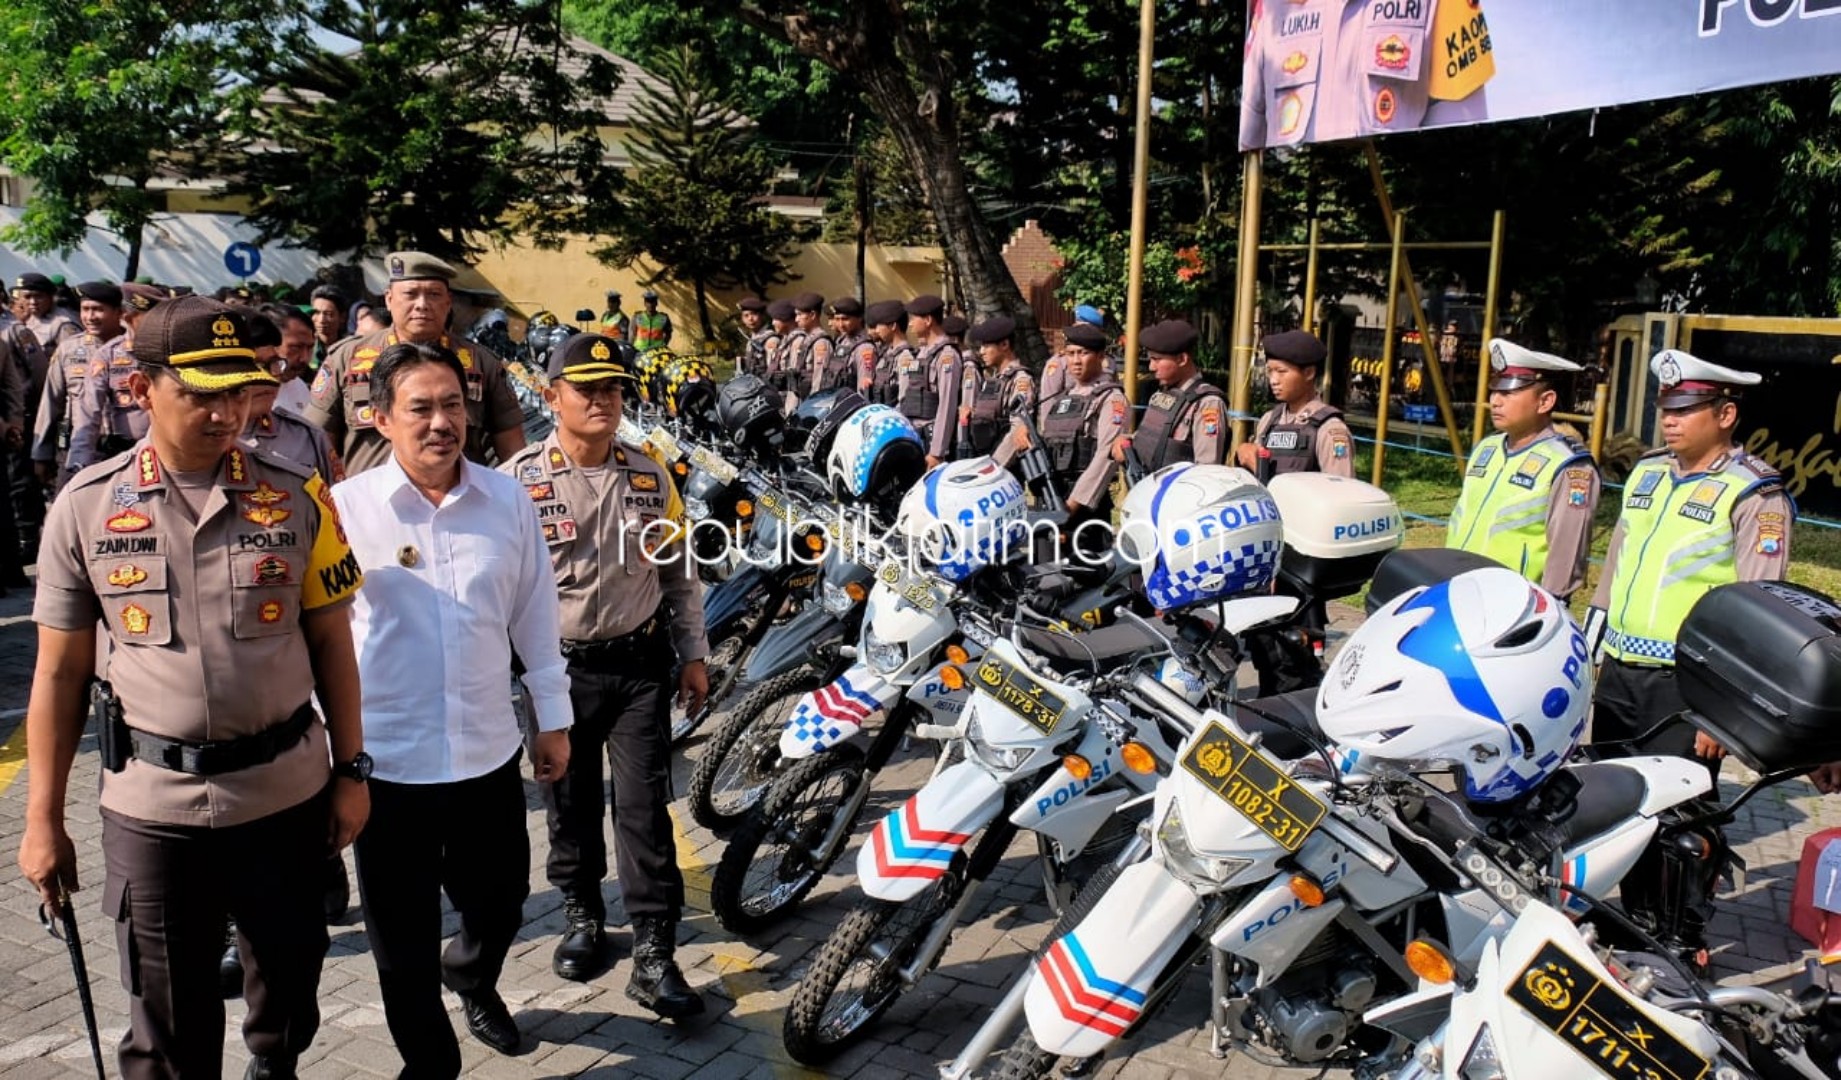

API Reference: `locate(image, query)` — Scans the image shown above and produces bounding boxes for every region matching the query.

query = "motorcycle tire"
[710,744,867,935]
[685,669,819,831]
[669,630,749,745]
[782,879,952,1065]
[988,1033,1091,1080]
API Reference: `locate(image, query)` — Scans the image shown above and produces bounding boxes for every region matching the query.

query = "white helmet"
[894,457,1028,583]
[826,404,926,505]
[1117,464,1284,611]
[1316,567,1591,805]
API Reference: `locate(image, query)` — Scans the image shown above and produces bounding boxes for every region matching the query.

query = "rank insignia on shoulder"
[548,448,567,470]
[107,507,152,533]
[630,472,659,492]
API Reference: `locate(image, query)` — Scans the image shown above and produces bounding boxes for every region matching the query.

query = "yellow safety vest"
[1602,451,1778,665]
[1446,429,1588,585]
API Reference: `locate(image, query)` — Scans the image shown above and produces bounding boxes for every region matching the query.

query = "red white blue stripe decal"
[786,672,885,750]
[868,798,971,880]
[1559,853,1588,914]
[1036,932,1147,1037]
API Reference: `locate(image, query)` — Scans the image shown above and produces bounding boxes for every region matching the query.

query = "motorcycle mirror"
[574,308,596,323]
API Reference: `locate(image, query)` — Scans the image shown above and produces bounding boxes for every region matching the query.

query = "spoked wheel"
[669,632,748,744]
[782,878,952,1065]
[988,1032,1098,1080]
[709,745,867,934]
[684,669,818,831]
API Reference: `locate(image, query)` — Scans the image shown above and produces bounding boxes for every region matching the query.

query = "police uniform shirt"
[1239,0,1491,149]
[919,341,963,458]
[32,443,362,827]
[983,362,1040,466]
[304,329,524,475]
[846,334,880,396]
[243,406,343,489]
[1038,351,1070,402]
[23,311,79,382]
[1145,373,1228,466]
[804,333,837,395]
[64,340,148,474]
[0,323,30,446]
[31,332,113,466]
[1450,424,1600,600]
[1253,399,1356,477]
[500,434,708,660]
[1052,379,1130,509]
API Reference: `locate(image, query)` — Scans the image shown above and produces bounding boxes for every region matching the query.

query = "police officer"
[1032,322,1127,562]
[65,297,153,479]
[1235,330,1354,483]
[763,298,798,399]
[631,289,672,354]
[308,285,348,370]
[1445,339,1600,601]
[962,316,1037,458]
[599,289,631,341]
[1114,319,1227,471]
[900,294,964,466]
[32,282,126,493]
[305,251,527,474]
[789,292,833,400]
[0,302,27,590]
[864,300,914,406]
[737,296,774,379]
[1239,0,1493,149]
[503,334,708,1017]
[823,296,877,395]
[15,271,80,356]
[16,296,368,1080]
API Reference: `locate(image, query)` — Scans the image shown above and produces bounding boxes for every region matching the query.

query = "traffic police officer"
[864,300,914,406]
[1114,319,1227,470]
[1236,329,1355,482]
[1238,0,1494,149]
[631,289,672,354]
[17,296,368,1080]
[599,289,630,341]
[900,294,964,466]
[1445,339,1599,601]
[962,315,1036,458]
[823,296,877,395]
[737,296,774,379]
[502,333,708,1016]
[305,252,526,474]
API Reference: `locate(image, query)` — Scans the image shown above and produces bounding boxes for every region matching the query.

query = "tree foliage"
[595,44,801,340]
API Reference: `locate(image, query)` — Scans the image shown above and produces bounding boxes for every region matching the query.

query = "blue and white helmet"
[1117,464,1284,611]
[894,457,1029,583]
[1316,567,1592,805]
[827,404,926,505]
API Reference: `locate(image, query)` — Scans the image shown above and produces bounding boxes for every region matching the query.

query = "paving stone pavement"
[1,579,1837,1079]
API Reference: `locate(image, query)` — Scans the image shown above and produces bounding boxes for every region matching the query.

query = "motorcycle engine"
[1249,947,1380,1063]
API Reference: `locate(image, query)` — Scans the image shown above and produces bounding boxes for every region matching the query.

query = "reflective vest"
[1445,428,1591,586]
[1602,450,1781,665]
[1040,378,1123,488]
[632,311,670,352]
[1255,403,1343,484]
[1133,376,1223,471]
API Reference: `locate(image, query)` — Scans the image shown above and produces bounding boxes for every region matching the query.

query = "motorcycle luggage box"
[1676,580,1841,774]
[1267,473,1403,603]
[1363,548,1503,614]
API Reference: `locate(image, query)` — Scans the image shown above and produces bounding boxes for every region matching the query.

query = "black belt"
[128,703,316,776]
[562,612,667,665]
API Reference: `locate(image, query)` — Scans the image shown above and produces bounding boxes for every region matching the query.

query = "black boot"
[625,916,704,1019]
[552,894,607,982]
[220,922,245,999]
[322,854,350,924]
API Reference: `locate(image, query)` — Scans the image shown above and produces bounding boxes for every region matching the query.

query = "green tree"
[220,0,624,261]
[595,44,801,341]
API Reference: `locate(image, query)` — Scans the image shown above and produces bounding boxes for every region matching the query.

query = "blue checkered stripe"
[1606,629,1675,663]
[1148,536,1283,609]
[937,517,1027,582]
[848,409,920,496]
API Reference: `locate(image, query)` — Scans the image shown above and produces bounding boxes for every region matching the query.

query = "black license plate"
[1507,941,1710,1080]
[876,558,944,611]
[974,653,1069,734]
[1179,721,1326,852]
[754,487,798,523]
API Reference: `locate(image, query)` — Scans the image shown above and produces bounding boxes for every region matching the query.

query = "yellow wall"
[469,236,944,346]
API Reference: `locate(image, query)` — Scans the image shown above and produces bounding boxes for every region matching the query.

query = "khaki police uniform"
[32,331,119,483]
[903,339,963,459]
[743,325,777,380]
[1251,401,1355,480]
[967,354,1036,461]
[64,339,147,476]
[3,312,49,565]
[1038,350,1070,402]
[1239,0,1493,148]
[244,405,343,489]
[1133,372,1228,470]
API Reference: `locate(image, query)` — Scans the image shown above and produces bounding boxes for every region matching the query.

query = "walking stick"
[40,890,107,1080]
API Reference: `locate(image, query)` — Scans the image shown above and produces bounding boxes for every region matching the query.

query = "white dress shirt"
[275,376,312,416]
[333,455,573,784]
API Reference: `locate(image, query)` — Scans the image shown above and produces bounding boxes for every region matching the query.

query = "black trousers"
[543,649,684,921]
[9,438,42,549]
[101,790,331,1080]
[355,752,529,1080]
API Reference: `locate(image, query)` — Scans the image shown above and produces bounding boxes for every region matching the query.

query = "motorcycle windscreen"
[778,663,900,759]
[858,760,1004,901]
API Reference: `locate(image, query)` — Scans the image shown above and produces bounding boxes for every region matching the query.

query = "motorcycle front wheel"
[709,743,867,934]
[684,668,818,831]
[669,630,749,744]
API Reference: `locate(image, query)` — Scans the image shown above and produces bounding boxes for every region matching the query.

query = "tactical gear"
[1253,405,1343,484]
[1039,379,1122,490]
[898,341,953,423]
[1131,377,1224,471]
[962,365,1029,457]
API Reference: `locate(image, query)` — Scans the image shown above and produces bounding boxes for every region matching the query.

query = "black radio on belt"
[93,680,128,773]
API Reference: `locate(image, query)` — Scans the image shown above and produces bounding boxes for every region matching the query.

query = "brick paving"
[1,580,1835,1079]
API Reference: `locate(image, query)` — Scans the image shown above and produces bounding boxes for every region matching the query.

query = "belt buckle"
[173,743,207,774]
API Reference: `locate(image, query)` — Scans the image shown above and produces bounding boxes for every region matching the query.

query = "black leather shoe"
[460,988,520,1054]
[322,855,350,924]
[626,917,705,1019]
[220,929,244,1000]
[244,1052,298,1080]
[552,896,607,982]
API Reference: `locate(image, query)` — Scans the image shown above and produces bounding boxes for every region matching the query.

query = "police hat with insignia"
[864,300,907,328]
[941,314,969,339]
[905,294,945,319]
[605,289,621,300]
[76,281,123,308]
[738,296,767,313]
[968,315,1016,346]
[1487,338,1582,392]
[548,332,639,386]
[767,298,796,322]
[830,296,864,318]
[1064,323,1108,352]
[130,295,278,392]
[792,291,824,314]
[121,282,168,314]
[1262,329,1327,370]
[1141,319,1198,356]
[13,272,53,295]
[385,251,458,283]
[1650,348,1761,409]
[642,289,659,301]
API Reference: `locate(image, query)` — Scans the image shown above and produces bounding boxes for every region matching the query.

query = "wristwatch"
[333,751,374,783]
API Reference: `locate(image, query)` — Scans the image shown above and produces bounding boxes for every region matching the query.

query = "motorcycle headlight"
[822,581,854,615]
[965,709,1031,773]
[684,495,712,522]
[1156,798,1251,890]
[865,626,906,674]
[1458,1023,1504,1080]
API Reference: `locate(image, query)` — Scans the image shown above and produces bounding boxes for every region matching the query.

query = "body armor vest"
[963,365,1027,456]
[1255,404,1342,484]
[1040,379,1122,485]
[819,331,860,392]
[1133,378,1223,471]
[899,341,956,423]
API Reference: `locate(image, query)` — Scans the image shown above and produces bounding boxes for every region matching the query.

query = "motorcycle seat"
[1015,618,1174,671]
[1556,762,1649,848]
[1233,688,1327,760]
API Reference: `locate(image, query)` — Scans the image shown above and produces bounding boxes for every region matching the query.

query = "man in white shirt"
[332,340,573,1076]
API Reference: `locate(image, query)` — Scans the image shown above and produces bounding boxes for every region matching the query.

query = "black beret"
[76,281,123,307]
[864,300,907,327]
[968,315,1016,345]
[1063,323,1108,351]
[792,291,825,313]
[905,294,945,318]
[830,296,864,317]
[1262,329,1327,368]
[941,314,969,338]
[548,332,639,384]
[738,296,767,313]
[1140,319,1198,355]
[766,298,796,322]
[12,272,53,294]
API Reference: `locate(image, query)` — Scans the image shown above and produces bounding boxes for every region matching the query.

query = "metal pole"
[1230,151,1264,450]
[1374,209,1406,486]
[1589,379,1609,462]
[1476,209,1507,444]
[1121,0,1156,415]
[1303,219,1321,337]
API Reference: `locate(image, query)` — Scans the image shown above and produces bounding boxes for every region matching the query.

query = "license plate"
[647,425,683,462]
[689,445,738,484]
[754,486,799,523]
[974,653,1068,734]
[1507,941,1709,1080]
[877,558,945,612]
[1179,721,1326,852]
[825,520,878,569]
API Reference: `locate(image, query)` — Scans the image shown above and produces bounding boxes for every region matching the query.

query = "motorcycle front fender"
[778,664,901,760]
[859,760,1004,901]
[745,605,846,683]
[702,561,772,636]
